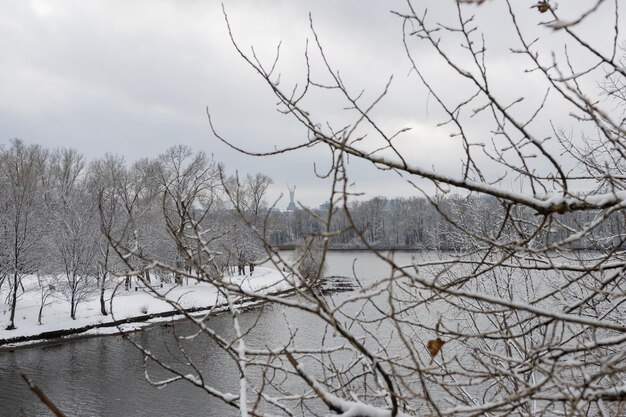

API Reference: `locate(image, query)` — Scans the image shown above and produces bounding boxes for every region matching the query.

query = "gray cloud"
[0,0,621,207]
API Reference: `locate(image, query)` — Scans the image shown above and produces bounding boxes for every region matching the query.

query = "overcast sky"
[0,1,620,208]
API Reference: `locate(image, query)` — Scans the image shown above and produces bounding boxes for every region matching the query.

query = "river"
[0,251,422,417]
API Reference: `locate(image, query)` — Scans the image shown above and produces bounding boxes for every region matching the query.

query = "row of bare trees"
[270,194,626,250]
[0,140,271,330]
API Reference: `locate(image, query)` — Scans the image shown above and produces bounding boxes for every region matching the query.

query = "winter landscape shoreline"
[0,266,292,351]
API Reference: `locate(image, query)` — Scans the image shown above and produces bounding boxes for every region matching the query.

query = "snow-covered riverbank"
[0,266,292,348]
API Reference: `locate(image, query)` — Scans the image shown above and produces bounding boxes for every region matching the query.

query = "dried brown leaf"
[533,1,550,13]
[427,338,445,358]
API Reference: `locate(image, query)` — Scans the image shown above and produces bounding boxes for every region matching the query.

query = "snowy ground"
[0,266,292,345]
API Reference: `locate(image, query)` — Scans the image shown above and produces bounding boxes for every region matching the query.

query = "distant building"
[318,201,330,211]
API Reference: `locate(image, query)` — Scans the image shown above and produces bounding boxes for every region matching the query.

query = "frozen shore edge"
[0,287,296,351]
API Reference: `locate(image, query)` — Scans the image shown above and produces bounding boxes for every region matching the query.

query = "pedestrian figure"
[238,261,245,276]
[249,263,255,276]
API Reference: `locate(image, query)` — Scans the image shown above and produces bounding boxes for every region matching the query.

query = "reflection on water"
[0,251,419,417]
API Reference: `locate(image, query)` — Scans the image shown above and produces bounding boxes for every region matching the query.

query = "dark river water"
[0,251,420,417]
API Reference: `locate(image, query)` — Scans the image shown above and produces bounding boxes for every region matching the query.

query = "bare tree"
[0,139,48,330]
[293,235,326,286]
[87,154,127,315]
[221,172,272,271]
[245,173,274,226]
[109,157,162,290]
[36,273,56,326]
[153,145,223,283]
[48,148,99,320]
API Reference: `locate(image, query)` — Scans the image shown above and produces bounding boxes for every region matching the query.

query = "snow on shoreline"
[0,266,292,348]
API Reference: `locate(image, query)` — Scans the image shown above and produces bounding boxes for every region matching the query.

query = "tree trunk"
[38,302,44,325]
[6,272,18,330]
[99,284,107,316]
[70,287,76,320]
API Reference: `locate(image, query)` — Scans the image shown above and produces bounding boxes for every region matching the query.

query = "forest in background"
[271,193,625,250]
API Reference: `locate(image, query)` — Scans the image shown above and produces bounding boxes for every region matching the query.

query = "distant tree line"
[269,195,625,251]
